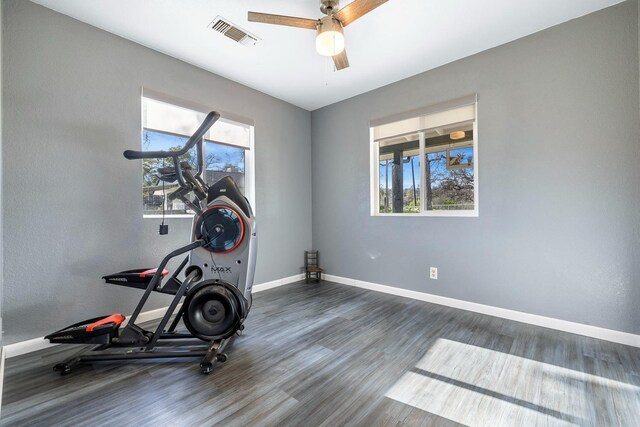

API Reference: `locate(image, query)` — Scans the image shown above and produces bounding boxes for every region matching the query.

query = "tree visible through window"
[425,143,474,211]
[378,138,421,213]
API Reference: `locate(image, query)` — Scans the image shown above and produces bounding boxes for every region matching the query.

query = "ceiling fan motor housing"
[318,15,343,33]
[320,0,340,15]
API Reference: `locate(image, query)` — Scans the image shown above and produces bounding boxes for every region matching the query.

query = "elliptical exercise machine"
[45,112,257,375]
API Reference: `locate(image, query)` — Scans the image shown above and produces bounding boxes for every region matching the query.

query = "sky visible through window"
[379,156,420,189]
[143,130,244,172]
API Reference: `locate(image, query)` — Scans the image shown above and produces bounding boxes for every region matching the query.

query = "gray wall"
[2,0,311,345]
[0,0,3,347]
[311,0,640,334]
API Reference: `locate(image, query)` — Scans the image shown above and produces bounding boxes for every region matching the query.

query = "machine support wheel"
[216,353,228,363]
[53,363,71,376]
[200,362,214,375]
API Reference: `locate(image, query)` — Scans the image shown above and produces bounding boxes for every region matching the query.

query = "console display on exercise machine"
[196,206,244,253]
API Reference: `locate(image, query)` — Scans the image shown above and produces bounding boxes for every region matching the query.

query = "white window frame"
[141,89,255,219]
[370,96,479,217]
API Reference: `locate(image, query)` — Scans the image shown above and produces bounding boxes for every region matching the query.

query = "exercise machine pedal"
[45,314,125,345]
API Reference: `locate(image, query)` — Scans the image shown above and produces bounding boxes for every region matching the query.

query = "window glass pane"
[378,136,420,214]
[205,141,246,194]
[372,101,477,216]
[425,137,474,211]
[142,130,198,216]
[141,96,254,218]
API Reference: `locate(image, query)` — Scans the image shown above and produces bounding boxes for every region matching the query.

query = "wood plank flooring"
[2,281,640,426]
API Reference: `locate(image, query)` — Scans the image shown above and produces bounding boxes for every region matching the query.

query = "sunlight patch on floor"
[385,338,639,427]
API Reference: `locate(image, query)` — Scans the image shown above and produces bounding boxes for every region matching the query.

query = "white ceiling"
[31,0,622,111]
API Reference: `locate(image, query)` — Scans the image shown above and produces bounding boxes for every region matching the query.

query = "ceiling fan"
[248,0,388,71]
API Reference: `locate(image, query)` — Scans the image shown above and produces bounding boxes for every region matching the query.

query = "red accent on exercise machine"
[86,313,126,332]
[139,269,169,278]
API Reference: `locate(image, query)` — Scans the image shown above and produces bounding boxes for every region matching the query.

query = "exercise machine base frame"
[52,334,233,376]
[48,240,240,375]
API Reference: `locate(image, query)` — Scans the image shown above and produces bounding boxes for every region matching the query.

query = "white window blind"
[371,94,477,142]
[142,93,251,149]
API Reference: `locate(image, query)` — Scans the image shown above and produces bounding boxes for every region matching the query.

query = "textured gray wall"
[0,0,3,346]
[2,0,311,344]
[311,0,640,334]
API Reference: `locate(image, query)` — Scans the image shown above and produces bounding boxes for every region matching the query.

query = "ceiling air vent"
[209,16,260,47]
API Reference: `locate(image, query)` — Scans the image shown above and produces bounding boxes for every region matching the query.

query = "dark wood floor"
[3,281,640,426]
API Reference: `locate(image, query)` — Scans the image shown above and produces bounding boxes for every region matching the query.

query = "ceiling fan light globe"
[316,16,345,56]
[316,30,345,56]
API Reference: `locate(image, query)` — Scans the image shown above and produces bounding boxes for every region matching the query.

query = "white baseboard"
[133,306,178,325]
[3,336,58,359]
[0,347,5,412]
[324,274,640,348]
[253,274,304,293]
[3,274,304,359]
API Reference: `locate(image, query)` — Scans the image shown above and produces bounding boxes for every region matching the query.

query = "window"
[370,96,478,216]
[141,94,254,217]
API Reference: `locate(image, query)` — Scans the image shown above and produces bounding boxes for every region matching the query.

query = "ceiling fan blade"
[333,49,350,71]
[248,12,318,30]
[334,0,388,27]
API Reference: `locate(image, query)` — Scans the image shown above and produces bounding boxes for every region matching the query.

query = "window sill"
[373,210,478,218]
[143,214,195,219]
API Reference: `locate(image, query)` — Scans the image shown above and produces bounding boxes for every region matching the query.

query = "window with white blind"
[370,96,478,217]
[141,92,255,217]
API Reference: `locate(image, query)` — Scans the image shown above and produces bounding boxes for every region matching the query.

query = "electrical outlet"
[430,267,438,280]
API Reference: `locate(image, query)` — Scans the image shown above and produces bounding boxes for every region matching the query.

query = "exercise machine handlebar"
[123,111,220,191]
[123,111,220,160]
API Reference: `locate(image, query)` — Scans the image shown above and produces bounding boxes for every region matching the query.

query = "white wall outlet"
[430,267,438,280]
